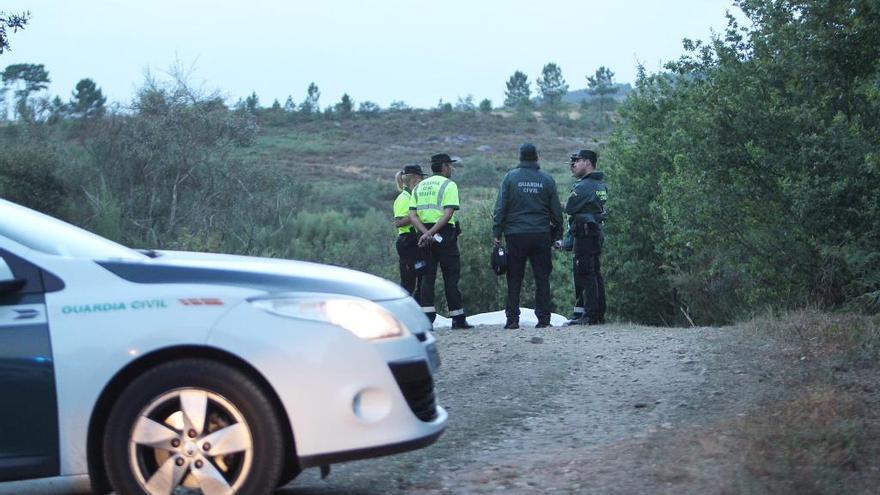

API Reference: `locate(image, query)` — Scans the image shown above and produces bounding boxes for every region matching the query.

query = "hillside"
[222,109,618,319]
[239,108,612,210]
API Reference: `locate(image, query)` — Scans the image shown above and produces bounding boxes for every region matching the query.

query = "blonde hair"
[395,171,405,192]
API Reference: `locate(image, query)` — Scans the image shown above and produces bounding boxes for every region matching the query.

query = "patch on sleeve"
[596,190,608,202]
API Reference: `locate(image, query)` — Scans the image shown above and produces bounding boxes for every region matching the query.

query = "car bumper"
[298,421,444,468]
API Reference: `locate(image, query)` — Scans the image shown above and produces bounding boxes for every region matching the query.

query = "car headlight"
[249,295,408,340]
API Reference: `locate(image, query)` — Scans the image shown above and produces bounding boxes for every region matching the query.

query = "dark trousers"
[505,232,553,321]
[396,232,422,304]
[419,224,463,322]
[572,261,584,317]
[573,231,606,323]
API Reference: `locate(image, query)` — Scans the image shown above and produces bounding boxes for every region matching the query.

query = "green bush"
[261,209,396,280]
[0,144,66,217]
[604,0,880,324]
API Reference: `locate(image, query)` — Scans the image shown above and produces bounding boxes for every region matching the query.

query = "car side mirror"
[0,258,26,295]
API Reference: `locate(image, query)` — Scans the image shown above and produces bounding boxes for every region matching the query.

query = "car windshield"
[0,200,146,260]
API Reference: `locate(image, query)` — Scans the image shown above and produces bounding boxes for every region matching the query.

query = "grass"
[730,310,880,493]
[255,130,339,155]
[746,309,880,362]
[630,311,880,493]
[637,384,878,494]
[738,385,875,494]
[229,128,342,161]
[235,107,609,186]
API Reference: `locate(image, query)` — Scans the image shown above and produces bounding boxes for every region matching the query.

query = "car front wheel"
[103,359,285,495]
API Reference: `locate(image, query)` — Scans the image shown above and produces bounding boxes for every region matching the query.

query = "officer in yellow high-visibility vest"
[408,153,474,329]
[393,164,426,303]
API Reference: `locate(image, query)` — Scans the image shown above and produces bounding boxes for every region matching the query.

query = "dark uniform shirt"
[565,171,608,228]
[562,171,608,249]
[492,161,563,239]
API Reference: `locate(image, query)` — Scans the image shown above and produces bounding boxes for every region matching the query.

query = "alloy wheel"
[128,388,253,495]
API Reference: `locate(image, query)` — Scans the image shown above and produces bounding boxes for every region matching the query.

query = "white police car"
[0,199,445,494]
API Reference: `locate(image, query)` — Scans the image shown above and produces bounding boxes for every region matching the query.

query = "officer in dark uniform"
[493,143,563,329]
[564,150,608,325]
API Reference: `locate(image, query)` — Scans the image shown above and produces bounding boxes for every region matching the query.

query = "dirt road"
[280,323,791,494]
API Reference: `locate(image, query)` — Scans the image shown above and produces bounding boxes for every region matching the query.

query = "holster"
[572,217,599,238]
[396,233,421,267]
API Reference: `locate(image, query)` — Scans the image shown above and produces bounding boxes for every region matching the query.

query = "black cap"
[402,164,426,176]
[519,143,538,162]
[430,153,459,166]
[569,149,598,165]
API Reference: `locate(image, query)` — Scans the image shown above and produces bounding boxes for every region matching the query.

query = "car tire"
[277,464,302,488]
[103,358,285,495]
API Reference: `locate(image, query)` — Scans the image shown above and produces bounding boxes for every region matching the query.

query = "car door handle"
[0,304,47,327]
[14,308,39,320]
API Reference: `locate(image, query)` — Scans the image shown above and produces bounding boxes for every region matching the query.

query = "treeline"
[243,62,620,116]
[232,62,622,132]
[604,0,880,325]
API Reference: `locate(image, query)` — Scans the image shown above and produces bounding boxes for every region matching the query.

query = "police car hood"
[98,250,408,302]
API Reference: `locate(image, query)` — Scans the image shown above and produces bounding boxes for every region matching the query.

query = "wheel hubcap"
[183,441,197,457]
[129,388,254,495]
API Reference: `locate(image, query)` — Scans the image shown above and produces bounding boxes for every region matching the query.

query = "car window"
[0,200,145,260]
[0,256,13,281]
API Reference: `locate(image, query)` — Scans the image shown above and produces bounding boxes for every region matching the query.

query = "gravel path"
[279,323,784,494]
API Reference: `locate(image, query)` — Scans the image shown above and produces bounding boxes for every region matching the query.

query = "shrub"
[0,144,66,217]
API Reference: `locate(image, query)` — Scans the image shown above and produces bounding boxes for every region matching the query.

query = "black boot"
[535,318,552,328]
[451,315,474,329]
[566,316,589,326]
[504,318,519,330]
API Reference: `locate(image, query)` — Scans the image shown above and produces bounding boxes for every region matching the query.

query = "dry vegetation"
[634,311,880,493]
[730,311,880,492]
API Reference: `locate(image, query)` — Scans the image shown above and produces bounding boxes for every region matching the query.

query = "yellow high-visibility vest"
[409,175,460,225]
[393,189,414,234]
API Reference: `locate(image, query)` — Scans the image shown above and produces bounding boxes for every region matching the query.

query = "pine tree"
[587,66,617,115]
[47,96,67,124]
[1,63,50,121]
[69,78,107,119]
[299,82,320,114]
[244,92,259,113]
[358,101,380,114]
[337,93,353,114]
[537,62,568,106]
[283,95,296,112]
[504,71,531,108]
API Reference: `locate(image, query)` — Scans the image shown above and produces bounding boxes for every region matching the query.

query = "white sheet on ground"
[432,308,567,329]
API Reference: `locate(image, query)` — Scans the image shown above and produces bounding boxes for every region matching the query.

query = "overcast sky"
[1,0,744,109]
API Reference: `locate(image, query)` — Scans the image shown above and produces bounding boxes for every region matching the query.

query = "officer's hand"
[493,237,501,247]
[418,233,433,246]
